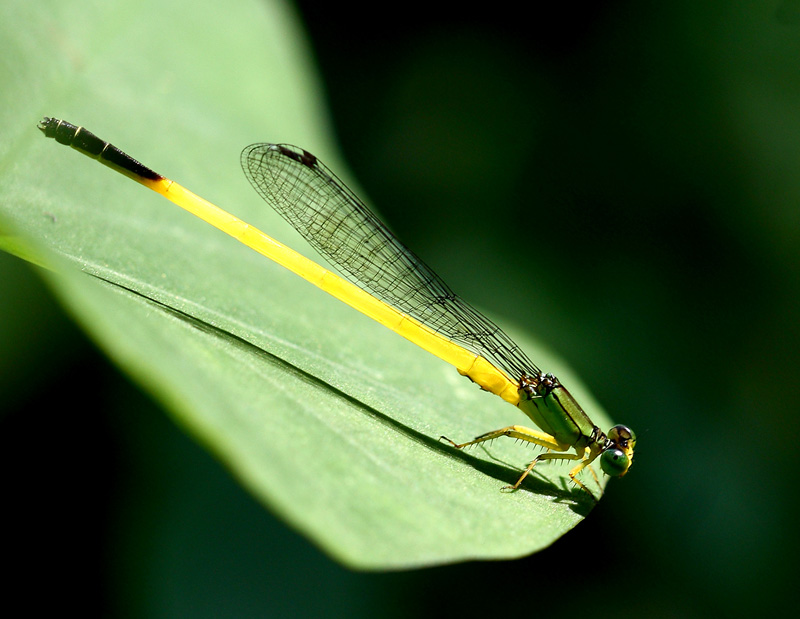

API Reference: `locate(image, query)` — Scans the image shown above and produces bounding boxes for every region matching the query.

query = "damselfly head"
[600,424,636,477]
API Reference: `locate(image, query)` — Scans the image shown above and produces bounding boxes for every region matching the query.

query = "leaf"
[0,0,611,568]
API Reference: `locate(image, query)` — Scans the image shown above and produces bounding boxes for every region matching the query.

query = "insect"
[38,117,635,499]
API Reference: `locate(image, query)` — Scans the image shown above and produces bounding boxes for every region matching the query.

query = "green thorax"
[516,372,603,450]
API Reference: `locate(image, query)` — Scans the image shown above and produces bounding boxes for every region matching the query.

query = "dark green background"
[3,1,797,616]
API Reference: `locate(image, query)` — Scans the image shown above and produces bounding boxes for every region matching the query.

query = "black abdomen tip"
[39,117,163,181]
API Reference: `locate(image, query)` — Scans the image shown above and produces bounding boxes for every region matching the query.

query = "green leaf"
[0,0,612,568]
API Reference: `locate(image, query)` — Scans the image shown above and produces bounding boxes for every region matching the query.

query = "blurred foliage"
[302,1,800,613]
[2,0,799,616]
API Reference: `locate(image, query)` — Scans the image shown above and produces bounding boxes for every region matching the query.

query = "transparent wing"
[241,143,537,381]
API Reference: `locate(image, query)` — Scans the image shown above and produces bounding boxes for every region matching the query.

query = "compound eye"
[600,448,629,477]
[608,424,636,447]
